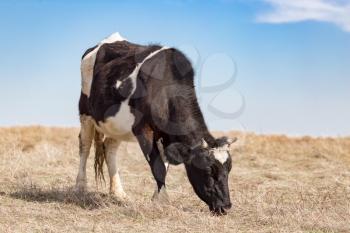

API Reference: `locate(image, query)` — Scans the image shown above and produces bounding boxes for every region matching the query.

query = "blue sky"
[0,0,349,136]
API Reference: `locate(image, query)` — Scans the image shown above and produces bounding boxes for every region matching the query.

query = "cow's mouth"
[209,204,231,216]
[210,207,227,216]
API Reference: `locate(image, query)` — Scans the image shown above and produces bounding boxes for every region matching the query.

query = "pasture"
[0,127,349,232]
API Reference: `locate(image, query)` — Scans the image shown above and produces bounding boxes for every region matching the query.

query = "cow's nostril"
[220,207,227,215]
[211,207,227,216]
[224,203,232,210]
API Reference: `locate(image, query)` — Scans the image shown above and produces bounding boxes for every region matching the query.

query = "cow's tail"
[94,130,106,185]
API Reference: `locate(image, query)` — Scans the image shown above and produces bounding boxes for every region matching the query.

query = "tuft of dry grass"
[0,127,349,233]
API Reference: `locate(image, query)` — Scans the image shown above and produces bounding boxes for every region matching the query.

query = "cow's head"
[165,136,236,215]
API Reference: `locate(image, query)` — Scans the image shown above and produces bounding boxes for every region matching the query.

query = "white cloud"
[257,0,350,32]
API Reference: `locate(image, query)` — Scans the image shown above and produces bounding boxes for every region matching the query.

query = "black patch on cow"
[103,103,121,119]
[79,92,90,115]
[172,48,194,79]
[81,45,98,59]
[130,48,215,144]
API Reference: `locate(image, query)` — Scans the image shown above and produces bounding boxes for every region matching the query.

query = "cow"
[76,32,236,215]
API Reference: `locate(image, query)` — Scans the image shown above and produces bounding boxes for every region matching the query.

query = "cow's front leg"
[133,125,169,203]
[154,138,170,202]
[104,138,127,200]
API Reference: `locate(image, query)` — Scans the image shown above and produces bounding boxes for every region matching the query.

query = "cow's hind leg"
[133,125,169,203]
[104,138,127,200]
[76,115,95,192]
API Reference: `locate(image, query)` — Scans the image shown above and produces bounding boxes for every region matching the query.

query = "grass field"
[0,126,349,233]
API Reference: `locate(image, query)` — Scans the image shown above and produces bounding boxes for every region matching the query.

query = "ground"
[0,126,349,233]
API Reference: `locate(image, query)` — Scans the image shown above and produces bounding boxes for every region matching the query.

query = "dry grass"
[0,126,349,233]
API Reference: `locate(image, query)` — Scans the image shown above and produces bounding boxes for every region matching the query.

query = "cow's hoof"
[151,187,169,204]
[110,191,128,201]
[75,181,87,193]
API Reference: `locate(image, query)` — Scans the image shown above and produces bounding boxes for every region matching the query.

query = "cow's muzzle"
[210,203,232,216]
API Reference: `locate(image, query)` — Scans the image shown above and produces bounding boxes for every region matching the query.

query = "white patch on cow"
[212,145,230,164]
[94,103,135,140]
[104,138,127,199]
[101,32,125,44]
[157,138,169,170]
[97,47,169,140]
[81,32,126,97]
[116,80,122,89]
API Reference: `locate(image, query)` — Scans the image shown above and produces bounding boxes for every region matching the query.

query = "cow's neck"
[188,130,215,149]
[175,117,216,149]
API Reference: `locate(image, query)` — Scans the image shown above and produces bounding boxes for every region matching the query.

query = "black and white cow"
[76,32,236,215]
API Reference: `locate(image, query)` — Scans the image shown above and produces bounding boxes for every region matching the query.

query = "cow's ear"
[226,137,237,145]
[215,136,237,148]
[165,143,192,165]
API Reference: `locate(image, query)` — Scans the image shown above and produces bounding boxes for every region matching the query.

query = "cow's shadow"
[8,185,125,210]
